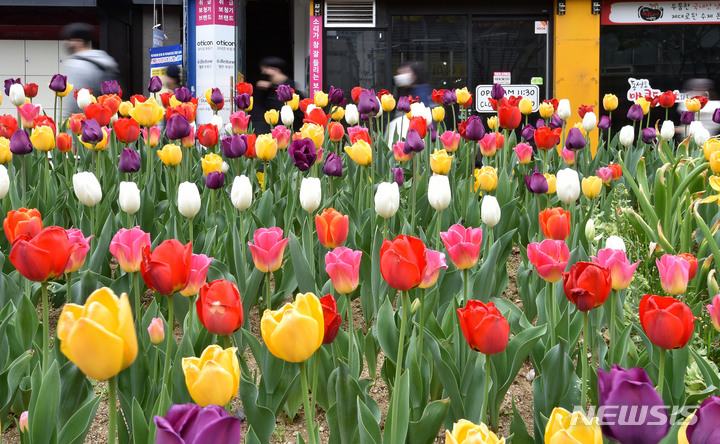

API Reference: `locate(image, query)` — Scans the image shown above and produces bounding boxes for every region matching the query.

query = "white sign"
[475,84,540,113]
[602,1,720,25]
[626,77,692,102]
[534,20,548,34]
[493,71,511,85]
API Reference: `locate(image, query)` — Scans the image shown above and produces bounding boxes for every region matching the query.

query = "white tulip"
[345,104,359,126]
[556,168,580,205]
[210,114,223,131]
[605,235,626,252]
[694,126,710,146]
[660,120,675,140]
[410,102,432,127]
[428,174,451,211]
[581,112,597,132]
[221,161,230,173]
[619,125,635,147]
[0,165,9,199]
[178,181,201,218]
[110,114,118,125]
[481,195,501,227]
[231,175,252,211]
[374,98,383,117]
[281,105,294,127]
[375,182,399,219]
[300,177,321,213]
[585,218,595,243]
[76,88,93,109]
[72,171,102,207]
[118,181,140,215]
[224,123,233,136]
[557,99,571,120]
[9,83,25,107]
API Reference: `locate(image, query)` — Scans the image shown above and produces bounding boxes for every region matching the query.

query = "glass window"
[325,29,388,93]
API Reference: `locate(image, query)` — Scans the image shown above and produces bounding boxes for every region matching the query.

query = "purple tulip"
[174,87,192,103]
[491,83,505,100]
[328,86,345,106]
[521,124,535,142]
[464,115,485,141]
[166,115,191,141]
[118,148,141,173]
[431,126,437,142]
[206,171,225,189]
[598,115,611,130]
[548,114,563,130]
[357,89,379,117]
[81,119,104,144]
[598,365,669,444]
[565,127,587,151]
[392,167,404,186]
[287,138,317,171]
[4,78,21,96]
[525,167,548,194]
[148,76,163,93]
[397,96,411,113]
[210,88,224,105]
[680,111,694,125]
[713,107,720,124]
[221,134,247,158]
[101,80,120,96]
[9,129,33,155]
[535,118,547,129]
[154,403,242,444]
[322,152,343,177]
[641,127,657,144]
[276,84,293,103]
[627,104,644,121]
[234,93,251,110]
[403,129,425,154]
[49,74,68,93]
[443,89,457,105]
[686,396,720,443]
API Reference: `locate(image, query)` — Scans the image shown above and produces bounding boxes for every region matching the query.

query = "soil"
[2,248,534,443]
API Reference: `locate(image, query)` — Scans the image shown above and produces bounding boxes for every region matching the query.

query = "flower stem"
[609,290,616,365]
[419,288,426,354]
[66,272,73,304]
[391,291,410,440]
[657,348,667,400]
[480,354,491,426]
[547,282,556,349]
[163,294,174,398]
[581,311,589,408]
[266,272,272,313]
[411,155,418,234]
[299,360,317,444]
[463,268,469,306]
[107,375,117,444]
[346,293,355,374]
[41,282,49,375]
[20,156,26,208]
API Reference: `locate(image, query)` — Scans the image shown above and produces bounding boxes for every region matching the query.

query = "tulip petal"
[65,317,124,380]
[269,309,321,362]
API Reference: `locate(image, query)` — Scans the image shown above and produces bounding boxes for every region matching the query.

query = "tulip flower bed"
[1,75,720,444]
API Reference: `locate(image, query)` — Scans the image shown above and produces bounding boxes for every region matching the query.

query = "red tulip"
[639,294,695,349]
[197,123,219,148]
[140,239,192,295]
[68,113,86,135]
[97,94,122,115]
[235,81,253,96]
[196,279,244,336]
[577,104,594,118]
[23,83,38,98]
[315,208,349,249]
[608,163,622,180]
[83,103,113,127]
[457,300,509,355]
[57,133,73,153]
[4,208,43,244]
[243,133,257,159]
[407,116,427,139]
[379,235,427,291]
[0,114,18,139]
[114,117,140,144]
[562,261,612,312]
[348,126,370,145]
[33,115,56,134]
[304,107,329,128]
[539,207,571,240]
[534,126,562,150]
[351,87,364,103]
[9,226,78,282]
[498,104,521,130]
[431,89,445,104]
[159,91,174,108]
[328,121,344,142]
[657,91,677,108]
[677,253,698,280]
[319,294,342,344]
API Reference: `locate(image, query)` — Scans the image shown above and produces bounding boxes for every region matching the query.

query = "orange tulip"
[315,208,349,249]
[539,207,571,240]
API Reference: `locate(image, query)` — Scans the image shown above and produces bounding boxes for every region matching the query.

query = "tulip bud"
[345,103,359,125]
[410,298,421,315]
[300,177,321,213]
[708,270,719,297]
[660,120,675,140]
[72,171,102,207]
[76,88,93,109]
[231,175,252,211]
[582,111,597,132]
[694,126,710,146]
[428,174,451,211]
[0,164,8,199]
[147,317,165,344]
[178,181,201,218]
[619,125,635,147]
[605,235,626,251]
[19,411,28,433]
[280,105,294,127]
[585,218,595,243]
[118,181,141,215]
[375,182,399,219]
[221,161,230,174]
[9,83,25,107]
[481,195,501,227]
[556,168,580,205]
[557,99,571,120]
[518,97,533,115]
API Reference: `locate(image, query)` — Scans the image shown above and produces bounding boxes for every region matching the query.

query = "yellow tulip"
[446,419,505,444]
[432,106,445,122]
[0,137,12,163]
[474,166,498,193]
[245,96,254,111]
[331,106,345,121]
[711,175,720,192]
[261,292,324,363]
[544,407,602,444]
[288,93,300,110]
[487,116,498,131]
[455,87,471,105]
[118,101,134,117]
[344,139,372,166]
[430,149,452,175]
[57,287,137,380]
[685,98,701,113]
[30,126,55,152]
[539,102,555,119]
[157,144,182,166]
[300,123,324,148]
[519,97,533,115]
[582,176,602,199]
[710,151,720,174]
[264,109,279,126]
[703,138,720,161]
[256,171,264,189]
[635,97,650,115]
[314,91,329,108]
[256,133,278,161]
[677,411,693,444]
[603,94,618,112]
[81,128,109,151]
[573,122,587,137]
[381,94,396,112]
[201,153,223,175]
[57,83,74,98]
[130,97,164,127]
[169,95,182,108]
[182,345,239,407]
[545,173,557,194]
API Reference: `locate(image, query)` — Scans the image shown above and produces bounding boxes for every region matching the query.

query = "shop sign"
[310,15,323,97]
[626,77,693,102]
[534,21,548,34]
[149,44,183,77]
[493,72,511,85]
[475,84,539,113]
[602,1,720,25]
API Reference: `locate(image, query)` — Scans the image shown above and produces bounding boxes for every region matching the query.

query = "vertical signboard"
[309,15,323,98]
[195,0,236,125]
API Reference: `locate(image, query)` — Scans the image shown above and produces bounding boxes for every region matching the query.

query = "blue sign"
[149,44,183,69]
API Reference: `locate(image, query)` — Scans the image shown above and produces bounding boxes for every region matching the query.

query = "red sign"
[602,1,720,25]
[309,15,323,97]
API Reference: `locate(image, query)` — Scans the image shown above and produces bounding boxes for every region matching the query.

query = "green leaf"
[30,360,60,444]
[383,369,409,444]
[407,398,450,444]
[0,350,33,418]
[15,296,39,351]
[88,214,115,276]
[357,397,382,444]
[131,398,150,444]
[509,396,533,444]
[57,395,101,444]
[239,375,276,443]
[288,232,317,293]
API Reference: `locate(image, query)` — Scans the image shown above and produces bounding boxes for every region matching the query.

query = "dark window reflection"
[325,30,388,93]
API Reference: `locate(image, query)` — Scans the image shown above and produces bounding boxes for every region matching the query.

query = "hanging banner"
[309,15,323,98]
[195,0,236,125]
[602,1,720,25]
[149,44,183,77]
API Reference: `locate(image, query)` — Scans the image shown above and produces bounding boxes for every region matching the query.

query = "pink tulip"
[180,253,214,297]
[440,224,483,270]
[230,110,250,134]
[64,228,93,273]
[272,124,291,149]
[18,103,41,128]
[513,142,533,164]
[527,239,569,283]
[418,249,448,289]
[707,295,720,332]
[109,227,151,273]
[19,411,28,433]
[656,254,690,295]
[141,125,162,147]
[147,317,165,344]
[325,246,362,294]
[393,141,412,162]
[596,166,613,184]
[560,147,575,165]
[440,130,460,152]
[248,227,289,273]
[591,248,640,291]
[479,132,504,157]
